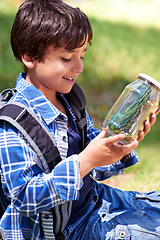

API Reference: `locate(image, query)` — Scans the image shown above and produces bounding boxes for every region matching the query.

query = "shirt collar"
[16,72,68,125]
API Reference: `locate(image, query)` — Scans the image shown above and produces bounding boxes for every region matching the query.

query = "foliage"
[0,12,22,90]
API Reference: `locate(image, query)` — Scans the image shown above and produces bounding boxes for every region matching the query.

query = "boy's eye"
[61,58,71,62]
[61,56,85,62]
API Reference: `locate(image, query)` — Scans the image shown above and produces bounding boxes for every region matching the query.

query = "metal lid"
[138,73,160,91]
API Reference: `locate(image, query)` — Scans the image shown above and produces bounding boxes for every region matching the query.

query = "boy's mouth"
[63,76,75,82]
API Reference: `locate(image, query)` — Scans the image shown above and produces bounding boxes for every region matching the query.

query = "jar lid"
[138,73,160,91]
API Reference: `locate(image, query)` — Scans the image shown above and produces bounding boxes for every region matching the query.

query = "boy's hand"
[137,106,160,142]
[79,130,139,178]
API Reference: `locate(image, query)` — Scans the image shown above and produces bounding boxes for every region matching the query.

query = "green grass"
[0,12,22,90]
[0,0,160,192]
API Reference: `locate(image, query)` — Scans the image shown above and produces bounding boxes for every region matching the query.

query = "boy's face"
[23,38,88,101]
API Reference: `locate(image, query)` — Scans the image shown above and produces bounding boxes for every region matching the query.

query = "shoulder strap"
[0,102,61,173]
[0,101,62,219]
[65,83,87,150]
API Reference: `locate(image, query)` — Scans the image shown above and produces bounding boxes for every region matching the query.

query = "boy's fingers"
[119,140,139,155]
[144,120,151,133]
[155,106,160,115]
[137,130,144,142]
[96,130,108,139]
[104,133,125,146]
[150,113,156,126]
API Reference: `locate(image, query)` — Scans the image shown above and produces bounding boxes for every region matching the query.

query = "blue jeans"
[63,181,160,240]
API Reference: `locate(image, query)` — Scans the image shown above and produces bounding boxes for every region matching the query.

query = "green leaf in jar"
[109,83,152,133]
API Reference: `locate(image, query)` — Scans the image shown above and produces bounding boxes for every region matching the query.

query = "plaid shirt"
[0,73,139,239]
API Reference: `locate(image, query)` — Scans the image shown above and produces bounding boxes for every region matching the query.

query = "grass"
[0,0,160,192]
[0,12,22,90]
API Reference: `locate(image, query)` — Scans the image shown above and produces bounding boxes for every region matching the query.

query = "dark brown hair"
[10,0,92,63]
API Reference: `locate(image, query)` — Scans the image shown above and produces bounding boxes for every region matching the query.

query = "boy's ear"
[21,54,36,69]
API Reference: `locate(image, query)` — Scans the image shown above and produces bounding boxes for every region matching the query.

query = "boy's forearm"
[79,152,93,179]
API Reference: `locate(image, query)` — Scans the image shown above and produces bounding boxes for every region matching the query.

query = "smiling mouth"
[63,76,75,81]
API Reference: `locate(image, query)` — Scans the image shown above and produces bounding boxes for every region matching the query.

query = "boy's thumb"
[96,130,108,139]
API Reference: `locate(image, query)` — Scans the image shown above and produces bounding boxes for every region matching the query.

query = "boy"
[0,0,160,239]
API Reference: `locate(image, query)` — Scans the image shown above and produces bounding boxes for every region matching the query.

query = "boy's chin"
[61,85,75,94]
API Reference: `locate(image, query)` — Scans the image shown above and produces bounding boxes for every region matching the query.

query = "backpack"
[0,83,87,236]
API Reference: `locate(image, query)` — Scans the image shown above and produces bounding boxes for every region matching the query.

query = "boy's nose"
[73,60,83,75]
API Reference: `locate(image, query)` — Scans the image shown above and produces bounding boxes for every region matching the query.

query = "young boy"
[0,0,160,239]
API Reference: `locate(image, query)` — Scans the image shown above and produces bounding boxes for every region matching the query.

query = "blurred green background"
[0,0,160,192]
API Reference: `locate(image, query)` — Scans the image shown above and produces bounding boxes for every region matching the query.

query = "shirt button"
[62,136,67,142]
[44,214,49,219]
[120,231,126,238]
[59,115,64,120]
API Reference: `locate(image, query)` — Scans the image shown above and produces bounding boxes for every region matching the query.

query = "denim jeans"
[63,181,160,240]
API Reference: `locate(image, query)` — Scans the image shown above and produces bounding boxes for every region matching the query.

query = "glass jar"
[102,73,160,144]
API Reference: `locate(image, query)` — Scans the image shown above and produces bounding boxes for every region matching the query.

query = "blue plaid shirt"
[0,73,139,239]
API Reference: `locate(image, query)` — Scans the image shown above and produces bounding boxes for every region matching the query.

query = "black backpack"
[0,83,87,236]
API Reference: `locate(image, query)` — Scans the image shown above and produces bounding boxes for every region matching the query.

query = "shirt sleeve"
[85,111,140,181]
[0,121,82,217]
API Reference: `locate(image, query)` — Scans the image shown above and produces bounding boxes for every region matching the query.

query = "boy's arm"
[0,122,82,217]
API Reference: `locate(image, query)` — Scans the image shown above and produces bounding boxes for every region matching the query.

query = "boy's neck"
[25,72,56,105]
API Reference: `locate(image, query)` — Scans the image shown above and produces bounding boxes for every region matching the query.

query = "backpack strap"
[0,102,61,173]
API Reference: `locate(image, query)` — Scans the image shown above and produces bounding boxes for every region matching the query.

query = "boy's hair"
[11,0,92,62]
